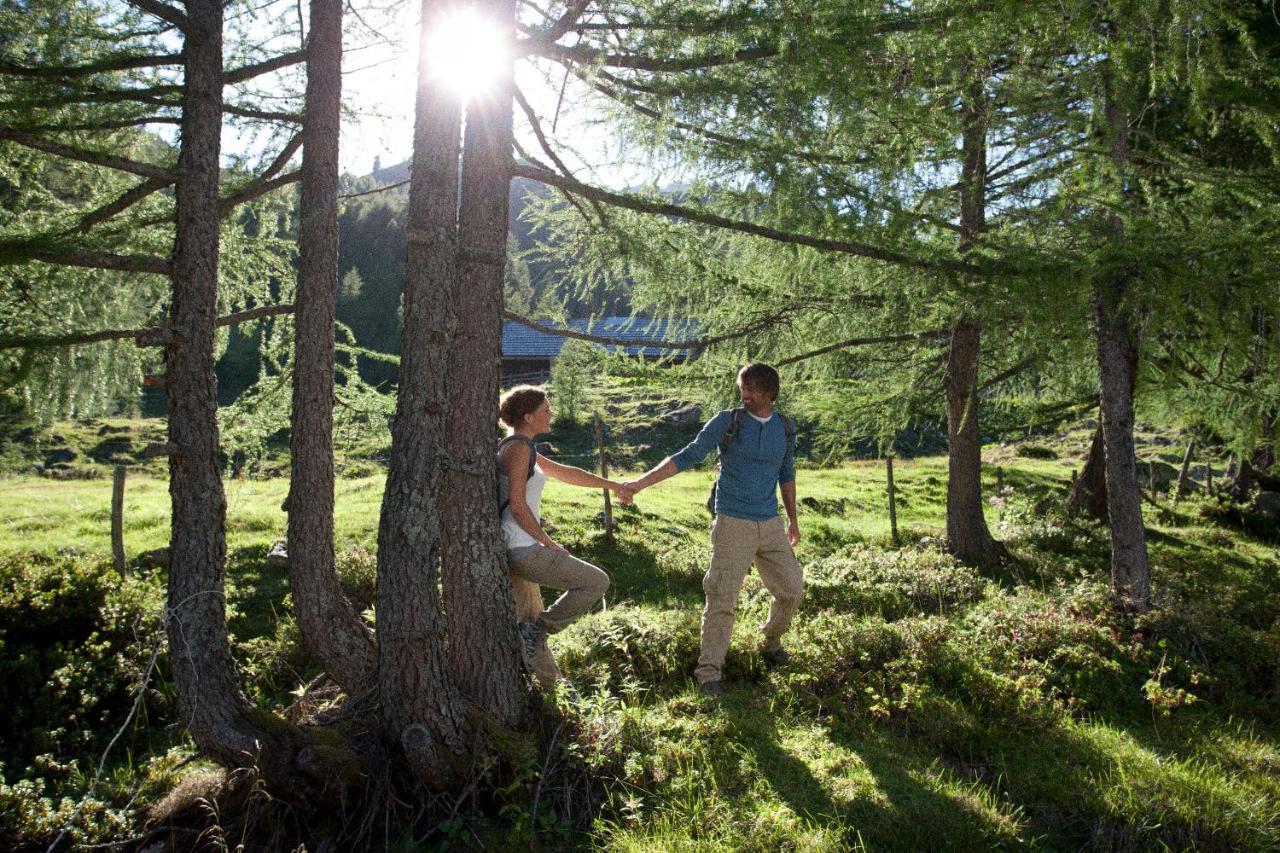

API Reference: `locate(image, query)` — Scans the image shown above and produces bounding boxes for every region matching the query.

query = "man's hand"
[787,519,801,547]
[611,482,637,505]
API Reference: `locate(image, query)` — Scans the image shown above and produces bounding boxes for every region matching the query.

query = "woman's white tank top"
[498,450,546,550]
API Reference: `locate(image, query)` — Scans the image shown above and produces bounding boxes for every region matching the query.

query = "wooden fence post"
[995,466,1004,494]
[593,412,614,541]
[886,455,899,547]
[1173,439,1195,505]
[111,465,128,576]
[1148,459,1157,496]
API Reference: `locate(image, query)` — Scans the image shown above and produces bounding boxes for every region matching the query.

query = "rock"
[1083,419,1098,430]
[1252,491,1280,521]
[44,447,77,465]
[138,547,170,568]
[662,403,703,426]
[267,539,290,568]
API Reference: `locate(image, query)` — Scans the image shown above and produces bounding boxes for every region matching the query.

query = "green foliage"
[548,339,603,428]
[0,553,166,771]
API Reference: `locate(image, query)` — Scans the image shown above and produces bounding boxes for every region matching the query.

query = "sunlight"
[423,6,509,102]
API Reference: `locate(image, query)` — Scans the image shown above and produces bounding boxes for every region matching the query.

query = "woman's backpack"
[497,434,538,513]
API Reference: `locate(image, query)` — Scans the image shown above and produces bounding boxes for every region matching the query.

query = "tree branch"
[23,116,182,132]
[0,125,176,180]
[0,53,184,78]
[536,0,594,44]
[977,356,1035,392]
[529,40,778,72]
[511,163,983,275]
[503,305,804,351]
[219,169,301,214]
[6,247,171,275]
[0,303,295,351]
[777,331,948,366]
[224,104,303,122]
[224,49,307,85]
[70,176,173,234]
[126,0,188,31]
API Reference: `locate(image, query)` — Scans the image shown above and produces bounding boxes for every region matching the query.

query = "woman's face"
[524,398,553,434]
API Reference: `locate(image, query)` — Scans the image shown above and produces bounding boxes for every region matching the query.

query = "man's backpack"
[705,408,797,515]
[497,434,538,514]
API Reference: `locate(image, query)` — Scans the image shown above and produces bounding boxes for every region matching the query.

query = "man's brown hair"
[498,385,548,429]
[737,363,780,401]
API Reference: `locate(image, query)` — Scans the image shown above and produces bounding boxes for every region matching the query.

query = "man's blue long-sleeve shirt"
[671,409,795,521]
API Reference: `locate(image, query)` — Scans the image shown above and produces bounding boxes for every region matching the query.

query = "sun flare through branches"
[422,6,509,103]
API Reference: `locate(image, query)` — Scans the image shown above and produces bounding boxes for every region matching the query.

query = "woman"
[497,385,633,686]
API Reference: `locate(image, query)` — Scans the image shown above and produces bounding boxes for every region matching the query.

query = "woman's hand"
[611,482,637,505]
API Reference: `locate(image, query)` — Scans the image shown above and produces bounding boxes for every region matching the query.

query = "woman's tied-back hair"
[499,385,548,429]
[737,363,781,401]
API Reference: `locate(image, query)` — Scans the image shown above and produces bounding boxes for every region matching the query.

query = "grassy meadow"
[1,420,1278,850]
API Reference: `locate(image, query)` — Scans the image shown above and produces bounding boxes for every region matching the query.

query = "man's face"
[738,380,774,415]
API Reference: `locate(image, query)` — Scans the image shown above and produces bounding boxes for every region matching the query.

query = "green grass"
[1,424,1279,850]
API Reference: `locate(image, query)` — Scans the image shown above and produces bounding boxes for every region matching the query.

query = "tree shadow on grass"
[571,531,706,607]
[718,704,842,825]
[225,545,291,640]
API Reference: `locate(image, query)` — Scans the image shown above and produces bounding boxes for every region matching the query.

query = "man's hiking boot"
[698,680,726,699]
[761,646,792,667]
[517,621,547,671]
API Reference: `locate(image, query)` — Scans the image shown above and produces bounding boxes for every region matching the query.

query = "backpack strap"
[497,434,537,513]
[717,407,744,454]
[778,412,796,442]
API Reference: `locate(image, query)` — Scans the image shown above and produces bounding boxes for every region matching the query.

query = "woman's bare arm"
[538,454,633,500]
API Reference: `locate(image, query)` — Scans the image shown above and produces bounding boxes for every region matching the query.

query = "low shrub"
[803,544,987,619]
[0,554,166,772]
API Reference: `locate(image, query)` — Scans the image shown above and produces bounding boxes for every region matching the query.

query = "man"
[627,363,802,698]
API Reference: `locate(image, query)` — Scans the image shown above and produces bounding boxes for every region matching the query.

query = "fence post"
[995,466,1004,494]
[593,412,614,541]
[1173,439,1195,505]
[886,455,899,547]
[1148,459,1157,496]
[111,465,128,576]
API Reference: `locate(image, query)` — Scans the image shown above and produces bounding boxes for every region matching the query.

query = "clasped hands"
[607,477,647,506]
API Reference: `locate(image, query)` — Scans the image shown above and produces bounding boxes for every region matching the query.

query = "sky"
[224,0,676,188]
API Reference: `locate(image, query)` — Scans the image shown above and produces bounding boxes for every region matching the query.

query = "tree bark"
[443,0,526,726]
[165,0,318,785]
[945,320,1007,567]
[1095,82,1150,611]
[287,0,377,697]
[375,0,471,789]
[1173,438,1194,504]
[944,77,1006,568]
[1067,423,1109,522]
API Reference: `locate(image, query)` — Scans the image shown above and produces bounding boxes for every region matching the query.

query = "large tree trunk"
[442,0,526,725]
[375,0,470,789]
[288,0,377,696]
[1096,83,1150,610]
[1067,423,1109,521]
[165,0,317,786]
[945,78,1006,568]
[945,320,1007,566]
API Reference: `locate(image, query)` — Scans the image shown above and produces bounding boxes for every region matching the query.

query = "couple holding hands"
[497,363,803,698]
